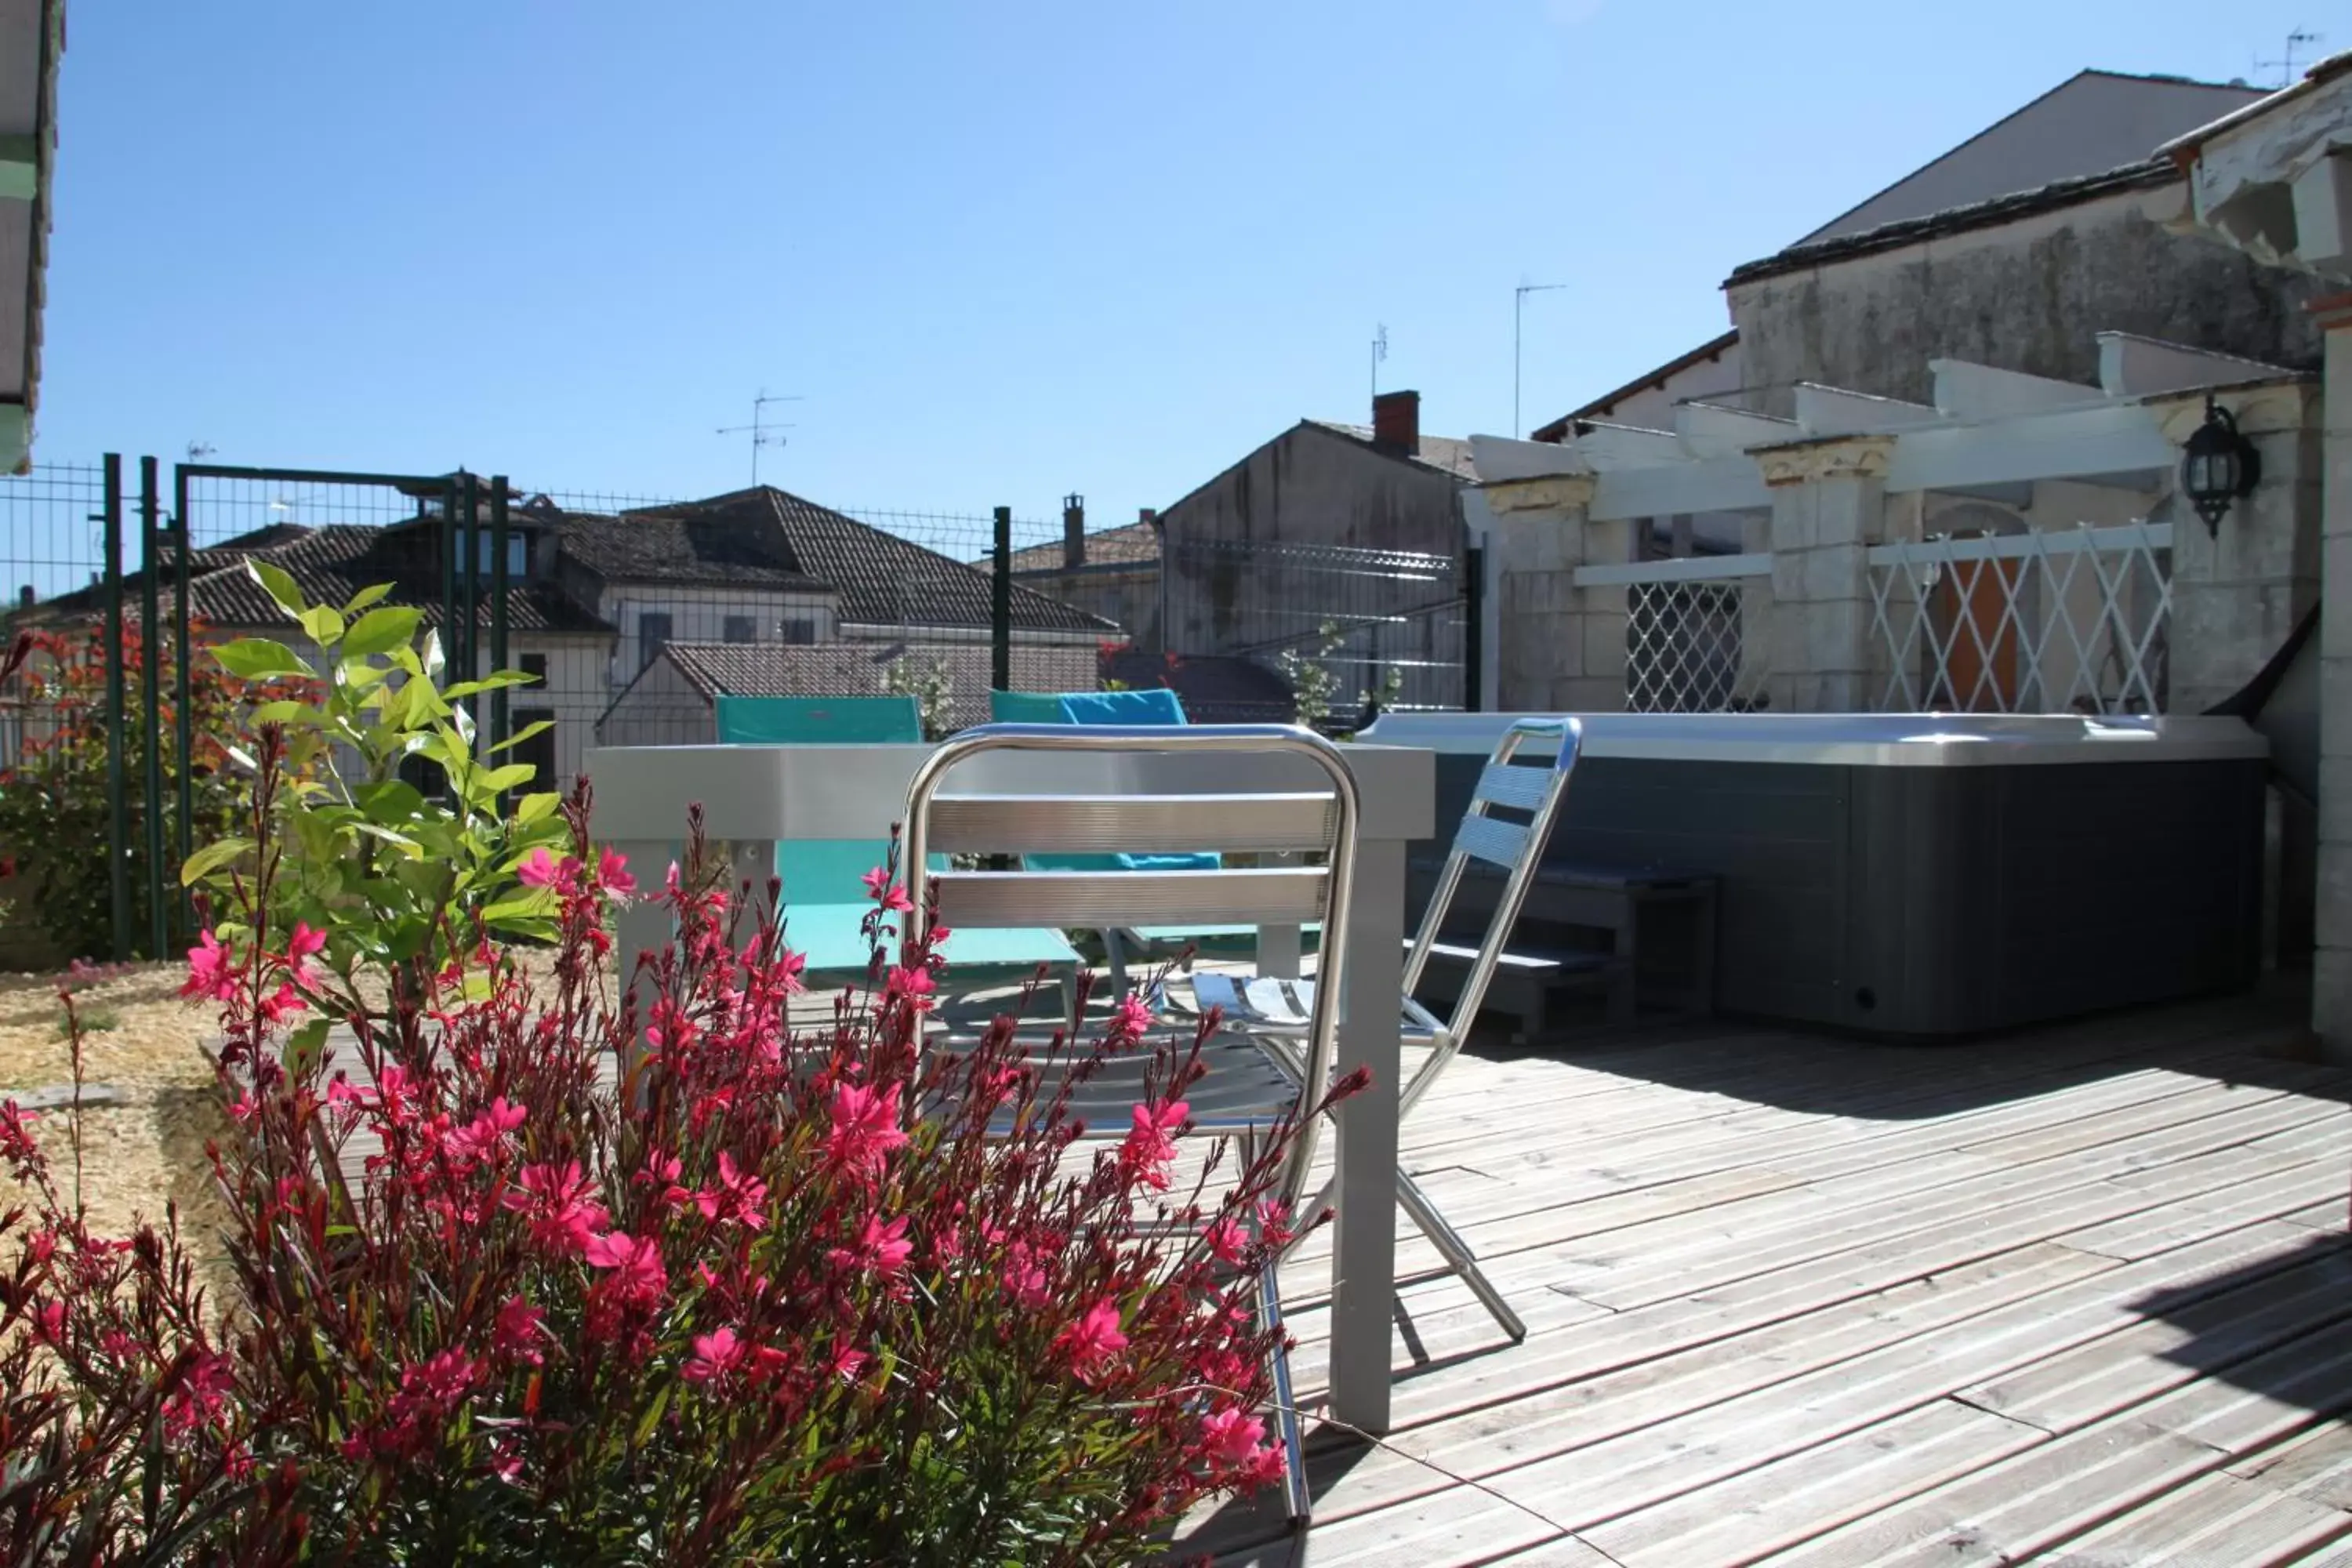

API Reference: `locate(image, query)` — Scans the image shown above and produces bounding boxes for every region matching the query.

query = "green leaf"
[481,887,557,924]
[247,559,307,619]
[248,699,308,724]
[354,779,428,823]
[473,762,535,797]
[420,628,445,681]
[485,720,553,760]
[284,1018,331,1081]
[180,836,256,885]
[343,605,423,660]
[441,671,533,701]
[298,605,346,647]
[214,639,316,681]
[341,582,394,618]
[514,791,562,826]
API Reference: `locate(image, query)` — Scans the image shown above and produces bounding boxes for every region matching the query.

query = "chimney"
[1062,493,1085,570]
[1372,389,1420,456]
[1138,507,1157,527]
[16,586,31,609]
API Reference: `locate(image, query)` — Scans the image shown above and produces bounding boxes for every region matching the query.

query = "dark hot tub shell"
[1359,713,2270,1039]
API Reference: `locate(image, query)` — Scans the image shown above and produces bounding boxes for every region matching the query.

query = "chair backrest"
[714,694,924,746]
[1058,687,1188,727]
[988,689,1071,726]
[902,723,1360,1209]
[1403,717,1584,1091]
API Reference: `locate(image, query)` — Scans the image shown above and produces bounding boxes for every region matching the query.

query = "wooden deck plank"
[1578,1399,2047,1567]
[1953,1241,2352,1432]
[2058,1469,2352,1566]
[2233,1420,2352,1508]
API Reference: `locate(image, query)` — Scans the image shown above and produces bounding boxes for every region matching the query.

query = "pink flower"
[445,1098,526,1167]
[681,1325,745,1387]
[884,965,935,1011]
[504,1160,610,1257]
[775,946,808,995]
[1238,1443,1287,1491]
[1053,1298,1130,1384]
[180,929,236,1003]
[596,847,637,901]
[1199,1406,1267,1469]
[694,1151,769,1230]
[828,1342,869,1384]
[286,921,327,984]
[1202,1216,1248,1265]
[1120,1098,1188,1189]
[824,1082,908,1181]
[257,982,305,1025]
[492,1297,546,1367]
[517,848,561,887]
[584,1229,668,1308]
[827,1212,913,1277]
[162,1352,237,1439]
[1003,1244,1050,1308]
[1111,993,1154,1040]
[862,865,914,913]
[1258,1199,1295,1250]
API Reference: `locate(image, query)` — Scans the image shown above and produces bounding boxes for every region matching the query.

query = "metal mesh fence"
[1625,579,1773,714]
[1156,536,1468,724]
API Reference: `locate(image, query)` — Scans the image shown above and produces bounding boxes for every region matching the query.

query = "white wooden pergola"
[1465,334,2310,717]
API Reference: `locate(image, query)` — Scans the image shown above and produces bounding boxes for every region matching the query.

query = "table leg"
[1329,836,1402,1436]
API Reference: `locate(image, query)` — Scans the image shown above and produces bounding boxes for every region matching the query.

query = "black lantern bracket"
[2180,394,2261,539]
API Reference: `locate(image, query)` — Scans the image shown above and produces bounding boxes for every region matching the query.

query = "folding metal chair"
[902,723,1362,1525]
[1187,717,1584,1342]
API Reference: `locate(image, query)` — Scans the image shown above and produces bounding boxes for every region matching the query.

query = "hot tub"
[1358,712,2270,1038]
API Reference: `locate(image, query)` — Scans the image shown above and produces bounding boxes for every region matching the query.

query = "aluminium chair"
[902,722,1363,1525]
[713,695,1083,1017]
[1185,717,1585,1342]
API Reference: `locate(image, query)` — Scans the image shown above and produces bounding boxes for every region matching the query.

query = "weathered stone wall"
[1729,182,2329,412]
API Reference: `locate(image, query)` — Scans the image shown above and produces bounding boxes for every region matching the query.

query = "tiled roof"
[651,639,1100,734]
[998,520,1163,575]
[664,487,1112,634]
[180,524,611,634]
[1302,421,1479,481]
[554,509,831,591]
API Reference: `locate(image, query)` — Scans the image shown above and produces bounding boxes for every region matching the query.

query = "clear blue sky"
[31,0,2330,522]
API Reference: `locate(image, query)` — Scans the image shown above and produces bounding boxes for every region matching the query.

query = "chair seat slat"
[1453,812,1530,870]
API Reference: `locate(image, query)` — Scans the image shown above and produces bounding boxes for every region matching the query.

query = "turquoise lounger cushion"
[1058,688,1189,727]
[714,694,925,746]
[989,689,1071,725]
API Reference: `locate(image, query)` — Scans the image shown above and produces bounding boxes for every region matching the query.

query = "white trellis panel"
[1577,554,1776,714]
[1866,521,2173,715]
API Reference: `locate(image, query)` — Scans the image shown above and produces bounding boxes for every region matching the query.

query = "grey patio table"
[583,738,1434,1436]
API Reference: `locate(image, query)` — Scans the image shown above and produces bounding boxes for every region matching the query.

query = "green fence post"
[489,474,510,808]
[102,454,129,962]
[139,457,165,956]
[991,506,1012,693]
[441,477,458,680]
[460,472,480,684]
[1463,543,1485,713]
[172,464,193,942]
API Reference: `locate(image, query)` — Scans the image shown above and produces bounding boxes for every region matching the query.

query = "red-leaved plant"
[2,670,1356,1561]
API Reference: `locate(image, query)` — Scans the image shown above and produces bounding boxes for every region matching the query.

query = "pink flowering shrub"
[0,579,1359,1563]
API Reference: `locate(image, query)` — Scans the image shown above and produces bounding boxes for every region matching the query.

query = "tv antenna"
[185,441,215,462]
[2257,28,2323,87]
[717,389,804,486]
[1371,324,1388,401]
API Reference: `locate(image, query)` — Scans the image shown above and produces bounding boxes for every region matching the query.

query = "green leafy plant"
[1275,620,1403,734]
[180,563,571,1018]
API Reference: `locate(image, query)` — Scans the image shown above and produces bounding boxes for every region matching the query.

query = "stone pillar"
[1476,475,1633,711]
[1759,437,1893,713]
[2313,295,2352,1059]
[2158,383,2324,717]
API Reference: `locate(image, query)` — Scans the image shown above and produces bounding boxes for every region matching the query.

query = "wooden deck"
[1174,985,2352,1566]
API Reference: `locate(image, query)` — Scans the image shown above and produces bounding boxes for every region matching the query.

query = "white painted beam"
[1885,402,2175,494]
[1929,358,2107,419]
[1567,419,1692,471]
[1465,434,1593,485]
[1592,456,1770,521]
[2096,331,2292,397]
[1793,383,1943,437]
[1673,401,1797,459]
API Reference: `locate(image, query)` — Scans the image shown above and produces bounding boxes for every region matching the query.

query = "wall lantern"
[2180,394,2259,538]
